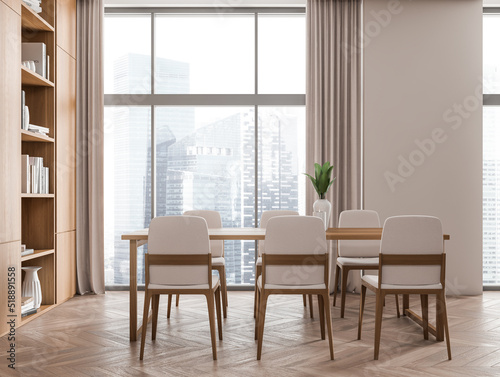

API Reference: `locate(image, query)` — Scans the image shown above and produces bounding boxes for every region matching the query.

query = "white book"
[21,301,35,313]
[28,124,49,133]
[40,167,45,194]
[21,154,30,194]
[21,249,35,257]
[22,43,46,78]
[45,167,49,194]
[46,55,50,81]
[36,157,43,194]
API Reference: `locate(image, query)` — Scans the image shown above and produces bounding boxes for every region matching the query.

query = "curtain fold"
[76,0,105,295]
[306,0,362,292]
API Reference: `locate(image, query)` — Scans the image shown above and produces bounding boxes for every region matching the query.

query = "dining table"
[122,227,450,342]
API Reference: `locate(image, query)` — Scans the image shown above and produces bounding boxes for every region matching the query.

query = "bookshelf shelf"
[21,129,54,143]
[21,249,55,262]
[21,3,54,32]
[20,304,55,325]
[21,66,54,87]
[21,193,54,198]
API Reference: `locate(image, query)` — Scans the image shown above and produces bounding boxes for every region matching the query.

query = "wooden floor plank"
[1,291,500,376]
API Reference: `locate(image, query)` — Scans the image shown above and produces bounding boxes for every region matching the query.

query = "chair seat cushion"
[362,275,442,290]
[257,275,326,290]
[256,257,262,266]
[149,275,220,290]
[337,257,379,266]
[212,257,225,266]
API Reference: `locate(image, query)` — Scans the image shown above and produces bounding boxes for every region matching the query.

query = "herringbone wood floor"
[1,291,500,376]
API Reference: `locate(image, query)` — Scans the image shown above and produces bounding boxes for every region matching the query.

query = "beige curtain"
[76,0,105,295]
[306,0,362,292]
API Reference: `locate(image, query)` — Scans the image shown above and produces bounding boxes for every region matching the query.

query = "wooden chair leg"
[438,291,452,360]
[219,268,227,318]
[140,291,152,360]
[340,267,349,318]
[303,294,307,307]
[253,265,261,319]
[167,294,172,319]
[256,292,269,360]
[358,284,367,340]
[403,294,410,316]
[224,268,228,307]
[323,292,335,360]
[333,264,341,307]
[420,294,429,340]
[152,294,160,341]
[205,293,218,360]
[255,287,260,340]
[309,294,314,318]
[215,286,223,341]
[395,294,401,318]
[374,291,384,360]
[176,294,180,307]
[318,294,325,340]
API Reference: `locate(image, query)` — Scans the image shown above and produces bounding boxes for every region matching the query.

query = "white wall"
[363,0,483,295]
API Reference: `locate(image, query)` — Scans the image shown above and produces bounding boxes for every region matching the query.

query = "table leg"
[130,240,138,341]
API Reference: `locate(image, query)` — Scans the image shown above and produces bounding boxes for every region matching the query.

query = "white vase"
[22,266,42,309]
[313,198,332,230]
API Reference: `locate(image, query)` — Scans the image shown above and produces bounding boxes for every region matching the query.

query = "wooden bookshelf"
[0,0,76,337]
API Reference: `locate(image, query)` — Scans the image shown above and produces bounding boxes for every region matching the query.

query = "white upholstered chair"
[333,210,399,318]
[255,216,334,360]
[170,210,228,318]
[140,216,223,361]
[358,215,451,360]
[254,210,300,318]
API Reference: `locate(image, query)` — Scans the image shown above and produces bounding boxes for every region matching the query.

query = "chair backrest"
[263,216,327,286]
[338,210,381,258]
[258,210,299,257]
[148,216,210,286]
[380,215,444,286]
[183,210,223,258]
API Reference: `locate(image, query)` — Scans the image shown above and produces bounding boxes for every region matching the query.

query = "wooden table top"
[122,227,450,241]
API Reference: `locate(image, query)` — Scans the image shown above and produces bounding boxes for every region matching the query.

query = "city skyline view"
[104,53,305,286]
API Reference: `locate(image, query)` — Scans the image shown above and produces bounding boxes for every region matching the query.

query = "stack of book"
[23,0,42,13]
[21,297,37,318]
[28,124,49,136]
[21,244,34,257]
[21,154,49,194]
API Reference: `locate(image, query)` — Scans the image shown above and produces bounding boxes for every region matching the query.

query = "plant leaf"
[303,173,320,196]
[314,163,321,181]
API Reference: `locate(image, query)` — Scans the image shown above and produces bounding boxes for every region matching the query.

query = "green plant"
[304,162,336,199]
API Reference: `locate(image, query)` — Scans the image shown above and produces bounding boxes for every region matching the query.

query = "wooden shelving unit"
[19,0,57,328]
[0,0,76,337]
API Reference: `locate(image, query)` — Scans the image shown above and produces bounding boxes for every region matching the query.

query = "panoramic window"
[483,12,500,286]
[104,9,306,287]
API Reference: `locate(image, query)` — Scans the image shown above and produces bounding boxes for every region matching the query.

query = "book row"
[21,154,49,194]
